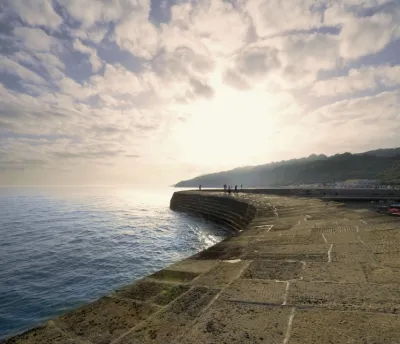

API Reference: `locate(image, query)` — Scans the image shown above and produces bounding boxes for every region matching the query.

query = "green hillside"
[175,148,400,187]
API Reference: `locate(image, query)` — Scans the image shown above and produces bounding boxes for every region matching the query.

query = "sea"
[0,186,230,340]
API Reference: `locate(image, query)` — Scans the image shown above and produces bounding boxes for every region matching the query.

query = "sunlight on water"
[0,186,230,340]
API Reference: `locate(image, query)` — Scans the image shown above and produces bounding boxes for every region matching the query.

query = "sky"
[0,0,399,186]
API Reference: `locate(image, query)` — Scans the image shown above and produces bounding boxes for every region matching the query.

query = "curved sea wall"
[170,191,257,232]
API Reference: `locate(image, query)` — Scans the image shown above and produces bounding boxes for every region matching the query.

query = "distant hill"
[175,148,400,187]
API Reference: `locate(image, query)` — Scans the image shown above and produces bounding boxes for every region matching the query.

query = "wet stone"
[114,279,189,305]
[54,296,160,344]
[166,259,220,274]
[191,246,243,260]
[148,269,199,283]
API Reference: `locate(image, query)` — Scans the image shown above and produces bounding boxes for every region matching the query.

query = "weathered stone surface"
[302,262,367,283]
[54,296,160,344]
[287,281,400,312]
[166,259,220,274]
[289,309,400,344]
[191,260,250,288]
[179,301,290,344]
[147,269,199,283]
[242,260,303,280]
[2,324,80,344]
[221,279,286,304]
[114,278,190,306]
[114,287,218,344]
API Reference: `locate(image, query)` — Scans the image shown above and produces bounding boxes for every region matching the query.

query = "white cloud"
[326,2,400,60]
[312,65,400,96]
[1,0,400,186]
[113,16,161,59]
[243,0,323,37]
[13,27,57,52]
[58,0,150,27]
[72,39,102,72]
[7,0,62,29]
[0,57,45,84]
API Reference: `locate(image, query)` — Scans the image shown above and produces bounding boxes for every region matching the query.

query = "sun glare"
[173,83,281,167]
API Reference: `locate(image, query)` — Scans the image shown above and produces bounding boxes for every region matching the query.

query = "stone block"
[363,262,400,284]
[192,260,250,288]
[302,262,367,283]
[221,279,286,304]
[148,269,199,283]
[54,296,159,344]
[115,287,218,344]
[2,324,79,344]
[179,301,290,344]
[289,308,400,344]
[114,279,190,306]
[287,281,400,313]
[166,259,220,274]
[242,260,303,280]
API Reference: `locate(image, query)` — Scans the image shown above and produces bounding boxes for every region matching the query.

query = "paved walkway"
[5,193,400,344]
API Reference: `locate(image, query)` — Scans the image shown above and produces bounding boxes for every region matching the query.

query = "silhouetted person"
[234,185,238,192]
[241,184,243,190]
[224,184,227,192]
[228,185,231,194]
[199,184,201,190]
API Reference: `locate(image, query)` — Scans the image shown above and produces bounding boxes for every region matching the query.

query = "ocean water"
[0,187,230,340]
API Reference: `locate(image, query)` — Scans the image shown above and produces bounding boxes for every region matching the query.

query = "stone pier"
[3,190,400,343]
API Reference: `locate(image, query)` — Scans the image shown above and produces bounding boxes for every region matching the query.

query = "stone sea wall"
[170,191,257,231]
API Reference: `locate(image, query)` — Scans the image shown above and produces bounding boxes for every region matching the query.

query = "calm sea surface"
[0,187,230,340]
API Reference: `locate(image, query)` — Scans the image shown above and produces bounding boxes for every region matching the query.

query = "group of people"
[197,184,243,193]
[223,184,242,194]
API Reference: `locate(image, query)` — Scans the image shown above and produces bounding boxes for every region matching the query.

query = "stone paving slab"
[289,309,400,344]
[302,262,367,283]
[113,278,190,306]
[287,281,400,313]
[165,259,220,274]
[54,296,160,344]
[114,287,218,344]
[221,279,286,304]
[363,262,400,283]
[191,260,250,288]
[179,301,290,344]
[1,323,83,344]
[241,260,303,280]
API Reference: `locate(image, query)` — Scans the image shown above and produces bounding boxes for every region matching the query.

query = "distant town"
[286,179,400,189]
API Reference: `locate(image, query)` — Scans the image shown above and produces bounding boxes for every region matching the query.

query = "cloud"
[72,39,102,72]
[6,0,63,29]
[243,0,323,37]
[1,0,400,186]
[326,1,400,60]
[311,65,400,96]
[0,57,45,84]
[13,27,57,52]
